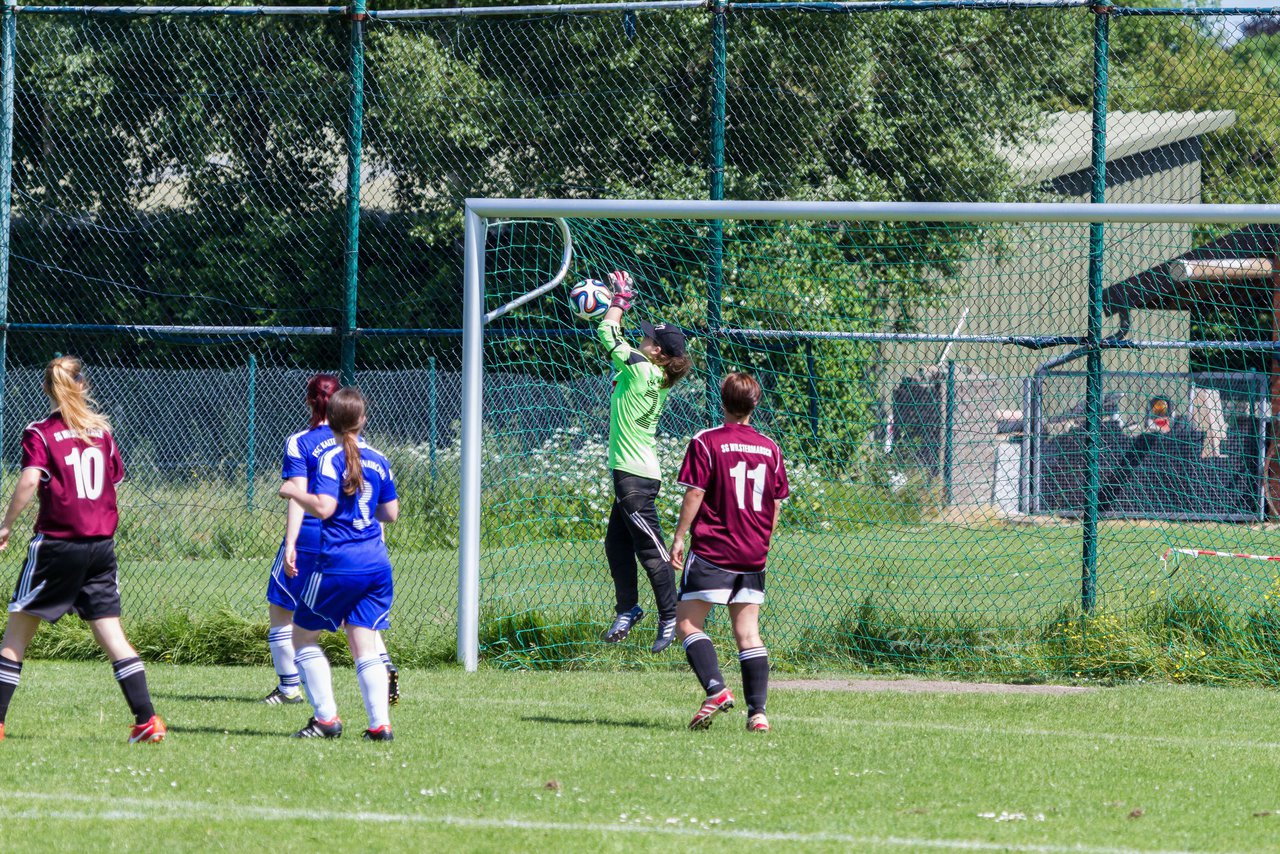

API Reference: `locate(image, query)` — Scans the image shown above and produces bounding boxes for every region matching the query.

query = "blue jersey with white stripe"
[281,425,336,553]
[312,440,398,573]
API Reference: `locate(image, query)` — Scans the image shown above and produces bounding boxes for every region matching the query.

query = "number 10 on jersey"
[64,447,105,500]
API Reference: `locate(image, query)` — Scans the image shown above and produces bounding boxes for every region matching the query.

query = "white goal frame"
[457,198,1280,670]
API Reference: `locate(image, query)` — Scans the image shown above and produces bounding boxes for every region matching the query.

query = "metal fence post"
[428,355,439,483]
[806,340,818,441]
[246,354,257,510]
[1020,378,1033,513]
[944,358,955,505]
[340,0,367,386]
[0,0,17,485]
[705,0,727,424]
[1081,4,1111,615]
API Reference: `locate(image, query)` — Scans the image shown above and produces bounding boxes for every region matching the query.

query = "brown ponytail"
[44,356,111,442]
[305,374,339,429]
[326,387,368,496]
[650,352,693,390]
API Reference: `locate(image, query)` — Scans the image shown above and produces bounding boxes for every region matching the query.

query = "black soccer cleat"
[604,606,645,643]
[651,617,677,653]
[262,686,305,706]
[363,725,394,742]
[387,665,400,707]
[292,716,343,739]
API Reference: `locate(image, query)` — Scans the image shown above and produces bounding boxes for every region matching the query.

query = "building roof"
[999,110,1238,183]
[1102,224,1280,317]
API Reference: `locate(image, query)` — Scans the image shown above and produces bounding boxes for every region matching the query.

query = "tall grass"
[471,591,1280,684]
[26,607,456,668]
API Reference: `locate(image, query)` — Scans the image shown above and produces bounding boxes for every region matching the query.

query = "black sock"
[111,657,155,725]
[0,657,21,724]
[682,632,725,695]
[739,647,769,716]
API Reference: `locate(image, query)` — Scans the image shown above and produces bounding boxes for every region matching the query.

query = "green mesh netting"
[2,4,1278,677]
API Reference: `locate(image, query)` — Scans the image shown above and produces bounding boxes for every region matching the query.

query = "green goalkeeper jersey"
[597,318,669,480]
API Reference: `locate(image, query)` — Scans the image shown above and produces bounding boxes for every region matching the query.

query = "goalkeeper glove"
[607,270,635,312]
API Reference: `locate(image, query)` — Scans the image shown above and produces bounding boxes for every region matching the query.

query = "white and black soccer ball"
[568,278,612,321]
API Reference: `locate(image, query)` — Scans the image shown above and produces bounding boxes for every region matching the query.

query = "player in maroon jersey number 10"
[0,356,164,744]
[669,372,789,733]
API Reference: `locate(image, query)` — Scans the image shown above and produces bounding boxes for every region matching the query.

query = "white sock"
[294,645,337,721]
[268,626,299,693]
[356,655,390,730]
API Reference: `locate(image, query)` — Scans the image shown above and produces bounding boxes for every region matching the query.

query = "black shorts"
[8,535,121,622]
[678,553,765,606]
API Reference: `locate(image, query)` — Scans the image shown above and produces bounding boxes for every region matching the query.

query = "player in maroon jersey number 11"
[0,356,164,744]
[669,373,789,732]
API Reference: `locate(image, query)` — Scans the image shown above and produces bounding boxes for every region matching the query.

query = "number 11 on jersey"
[729,461,766,512]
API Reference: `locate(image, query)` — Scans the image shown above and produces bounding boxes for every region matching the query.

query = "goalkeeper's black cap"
[640,321,688,358]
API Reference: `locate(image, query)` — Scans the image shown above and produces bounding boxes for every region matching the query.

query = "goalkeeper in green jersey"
[596,270,692,653]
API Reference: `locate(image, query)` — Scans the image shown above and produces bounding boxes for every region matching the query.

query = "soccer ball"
[568,279,612,321]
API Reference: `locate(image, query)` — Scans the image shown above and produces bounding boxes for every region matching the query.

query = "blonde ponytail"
[44,356,110,442]
[326,387,367,497]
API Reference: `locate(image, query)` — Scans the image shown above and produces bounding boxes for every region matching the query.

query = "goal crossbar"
[465,198,1280,224]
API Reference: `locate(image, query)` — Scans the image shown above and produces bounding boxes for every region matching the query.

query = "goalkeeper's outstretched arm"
[595,270,641,369]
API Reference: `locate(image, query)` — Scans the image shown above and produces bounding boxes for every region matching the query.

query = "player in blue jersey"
[263,375,399,706]
[278,387,400,741]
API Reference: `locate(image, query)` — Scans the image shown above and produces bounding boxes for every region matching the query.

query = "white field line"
[0,792,1233,854]
[437,694,1280,753]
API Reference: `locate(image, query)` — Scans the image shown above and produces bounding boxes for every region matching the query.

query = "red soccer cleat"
[746,713,770,733]
[362,724,394,742]
[0,722,5,742]
[688,688,735,730]
[128,715,167,744]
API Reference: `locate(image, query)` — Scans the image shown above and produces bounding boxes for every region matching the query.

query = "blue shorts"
[293,565,393,632]
[265,543,319,611]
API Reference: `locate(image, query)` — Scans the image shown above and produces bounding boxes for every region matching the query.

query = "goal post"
[457,199,1280,673]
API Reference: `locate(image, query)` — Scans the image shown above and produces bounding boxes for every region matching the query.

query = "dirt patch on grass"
[774,678,1093,696]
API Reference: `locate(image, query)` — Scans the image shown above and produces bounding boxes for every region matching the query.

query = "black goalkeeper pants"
[606,469,678,621]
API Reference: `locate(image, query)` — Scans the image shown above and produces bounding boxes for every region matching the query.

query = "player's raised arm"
[596,270,640,369]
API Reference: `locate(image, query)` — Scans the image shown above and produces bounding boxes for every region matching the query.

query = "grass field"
[4,662,1280,852]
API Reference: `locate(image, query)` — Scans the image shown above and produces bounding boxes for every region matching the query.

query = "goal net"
[457,199,1280,679]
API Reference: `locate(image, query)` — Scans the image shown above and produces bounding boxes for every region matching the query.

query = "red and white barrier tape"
[1161,547,1280,563]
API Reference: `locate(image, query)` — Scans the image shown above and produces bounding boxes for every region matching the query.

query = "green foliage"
[1104,13,1280,209]
[26,606,455,668]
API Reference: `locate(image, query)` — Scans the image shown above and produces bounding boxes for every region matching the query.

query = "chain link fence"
[2,1,1279,675]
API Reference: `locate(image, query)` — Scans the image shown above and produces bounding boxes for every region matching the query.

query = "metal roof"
[999,110,1238,183]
